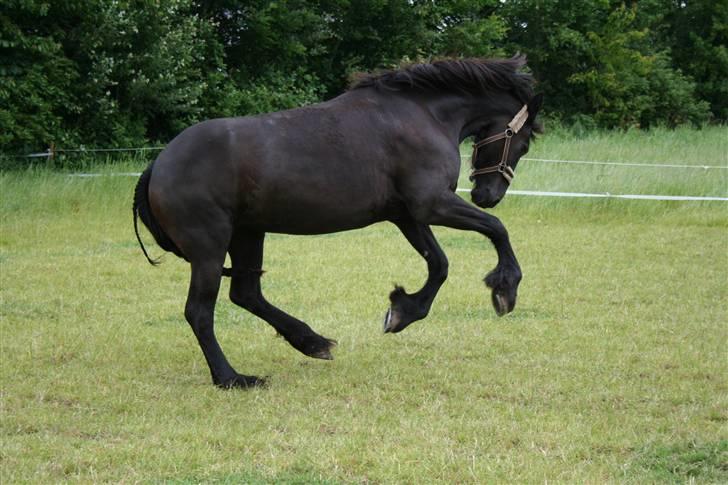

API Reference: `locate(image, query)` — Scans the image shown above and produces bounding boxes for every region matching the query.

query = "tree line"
[1,0,725,154]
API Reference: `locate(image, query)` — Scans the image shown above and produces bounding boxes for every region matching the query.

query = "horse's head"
[470,93,543,208]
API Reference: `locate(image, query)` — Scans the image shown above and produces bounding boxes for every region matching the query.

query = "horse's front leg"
[414,192,521,316]
[384,218,449,333]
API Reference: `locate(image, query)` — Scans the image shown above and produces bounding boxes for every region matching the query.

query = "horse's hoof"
[217,374,267,389]
[491,291,511,316]
[383,307,402,333]
[309,348,334,360]
[300,335,336,360]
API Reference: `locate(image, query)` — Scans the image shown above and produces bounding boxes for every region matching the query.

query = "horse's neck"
[413,92,499,144]
[338,88,497,146]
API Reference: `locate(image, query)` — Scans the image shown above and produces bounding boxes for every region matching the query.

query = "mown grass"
[1,127,727,483]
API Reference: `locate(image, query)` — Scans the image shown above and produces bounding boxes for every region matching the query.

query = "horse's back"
[147,92,447,234]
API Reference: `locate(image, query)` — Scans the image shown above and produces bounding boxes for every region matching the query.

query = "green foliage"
[504,1,710,129]
[567,6,653,128]
[0,0,724,156]
[647,0,728,122]
[424,0,507,58]
[0,1,82,151]
[640,54,711,127]
[313,0,434,91]
[71,0,230,144]
[199,0,329,81]
[234,69,324,115]
[1,0,233,152]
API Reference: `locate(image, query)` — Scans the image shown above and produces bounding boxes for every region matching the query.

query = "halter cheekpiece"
[469,104,529,185]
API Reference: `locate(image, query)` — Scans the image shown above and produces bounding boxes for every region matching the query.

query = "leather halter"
[469,104,529,185]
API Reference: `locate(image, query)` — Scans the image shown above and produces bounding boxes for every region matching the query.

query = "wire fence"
[5,145,728,202]
[20,146,165,159]
[521,157,727,170]
[455,188,728,202]
[10,145,727,170]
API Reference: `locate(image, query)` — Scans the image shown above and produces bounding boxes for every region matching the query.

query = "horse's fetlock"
[389,285,408,303]
[485,263,521,290]
[513,268,522,284]
[504,265,522,286]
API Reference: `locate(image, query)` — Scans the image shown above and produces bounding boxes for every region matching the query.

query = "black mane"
[350,55,536,103]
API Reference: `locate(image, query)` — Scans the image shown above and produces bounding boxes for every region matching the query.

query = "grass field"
[1,126,727,483]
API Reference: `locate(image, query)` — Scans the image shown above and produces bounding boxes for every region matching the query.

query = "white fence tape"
[455,188,728,201]
[521,157,727,170]
[20,146,727,170]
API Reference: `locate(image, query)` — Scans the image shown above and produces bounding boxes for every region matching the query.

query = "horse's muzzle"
[471,189,502,209]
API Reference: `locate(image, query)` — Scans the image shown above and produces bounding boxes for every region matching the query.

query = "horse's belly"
[237,189,404,235]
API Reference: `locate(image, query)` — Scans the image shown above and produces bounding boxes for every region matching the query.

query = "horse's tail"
[133,162,186,265]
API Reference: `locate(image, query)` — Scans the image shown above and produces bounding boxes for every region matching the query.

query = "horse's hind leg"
[228,231,337,360]
[182,226,264,388]
[383,218,449,333]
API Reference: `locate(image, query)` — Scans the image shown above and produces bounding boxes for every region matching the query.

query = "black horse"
[133,56,543,388]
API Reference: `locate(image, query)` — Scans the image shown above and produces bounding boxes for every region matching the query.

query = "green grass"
[631,440,728,483]
[1,127,727,483]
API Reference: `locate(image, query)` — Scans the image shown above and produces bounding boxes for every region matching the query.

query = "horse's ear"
[527,93,544,121]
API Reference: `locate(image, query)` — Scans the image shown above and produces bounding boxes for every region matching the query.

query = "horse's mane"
[350,55,535,104]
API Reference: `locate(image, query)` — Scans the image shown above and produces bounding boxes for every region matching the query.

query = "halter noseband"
[469,104,529,185]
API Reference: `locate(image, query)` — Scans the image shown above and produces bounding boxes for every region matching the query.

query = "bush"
[233,69,324,115]
[1,0,724,158]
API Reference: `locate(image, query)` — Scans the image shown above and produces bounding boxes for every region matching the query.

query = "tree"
[66,0,234,144]
[0,1,83,152]
[1,0,723,156]
[642,0,728,122]
[501,0,709,128]
[0,0,232,153]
